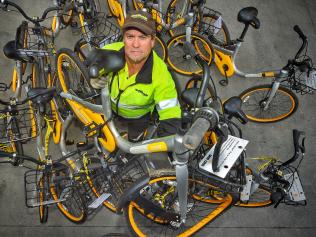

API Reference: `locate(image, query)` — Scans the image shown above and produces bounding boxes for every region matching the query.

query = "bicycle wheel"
[9,118,24,156]
[83,156,117,212]
[239,84,299,123]
[167,32,214,75]
[50,164,87,223]
[194,13,231,47]
[31,58,49,88]
[166,0,191,37]
[58,0,74,26]
[124,173,233,237]
[154,35,167,61]
[38,173,49,223]
[56,48,96,99]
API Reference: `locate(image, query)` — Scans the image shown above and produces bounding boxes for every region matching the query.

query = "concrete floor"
[0,0,316,236]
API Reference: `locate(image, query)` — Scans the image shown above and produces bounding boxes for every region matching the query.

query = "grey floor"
[1,0,316,236]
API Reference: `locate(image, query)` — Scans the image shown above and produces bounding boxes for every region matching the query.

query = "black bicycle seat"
[237,7,260,29]
[3,40,31,62]
[223,96,248,124]
[86,48,125,78]
[181,87,198,107]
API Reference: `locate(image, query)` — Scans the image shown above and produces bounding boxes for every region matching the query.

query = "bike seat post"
[239,24,249,41]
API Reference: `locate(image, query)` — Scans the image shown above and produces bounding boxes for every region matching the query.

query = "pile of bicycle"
[0,0,314,236]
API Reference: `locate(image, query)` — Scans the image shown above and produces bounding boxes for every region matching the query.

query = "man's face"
[123,29,155,64]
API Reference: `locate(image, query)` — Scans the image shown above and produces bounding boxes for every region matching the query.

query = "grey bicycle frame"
[212,42,290,109]
[60,81,206,222]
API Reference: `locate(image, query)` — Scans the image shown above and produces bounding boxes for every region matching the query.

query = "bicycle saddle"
[27,87,56,105]
[223,96,248,124]
[86,48,125,78]
[3,40,31,62]
[237,7,260,29]
[181,87,199,107]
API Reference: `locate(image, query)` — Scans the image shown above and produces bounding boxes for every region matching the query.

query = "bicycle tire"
[32,59,48,88]
[124,171,233,237]
[83,157,117,212]
[154,35,167,61]
[194,13,231,47]
[166,0,191,37]
[50,163,87,223]
[167,32,214,75]
[58,0,74,26]
[38,173,49,223]
[56,48,96,100]
[239,84,299,123]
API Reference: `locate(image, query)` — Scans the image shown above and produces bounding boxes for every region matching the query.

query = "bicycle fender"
[115,175,150,214]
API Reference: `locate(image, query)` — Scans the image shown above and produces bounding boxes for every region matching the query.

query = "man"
[90,10,181,142]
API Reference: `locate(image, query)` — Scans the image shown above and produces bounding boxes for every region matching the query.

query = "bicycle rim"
[56,48,95,99]
[154,35,167,61]
[125,176,233,237]
[240,85,298,123]
[50,165,87,223]
[167,0,190,37]
[167,33,214,75]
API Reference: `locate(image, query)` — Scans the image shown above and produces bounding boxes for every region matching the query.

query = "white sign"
[199,135,249,178]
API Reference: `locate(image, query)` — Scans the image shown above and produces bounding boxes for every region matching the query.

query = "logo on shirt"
[135,89,148,97]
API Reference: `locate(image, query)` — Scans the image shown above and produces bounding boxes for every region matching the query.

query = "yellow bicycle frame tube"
[66,100,116,152]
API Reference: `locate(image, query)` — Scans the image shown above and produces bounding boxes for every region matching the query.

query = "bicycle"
[57,41,253,235]
[238,25,315,122]
[196,6,316,122]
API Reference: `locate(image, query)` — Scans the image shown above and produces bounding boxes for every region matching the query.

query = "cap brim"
[122,22,154,35]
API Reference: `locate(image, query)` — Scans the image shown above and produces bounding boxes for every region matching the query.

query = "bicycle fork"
[262,70,288,110]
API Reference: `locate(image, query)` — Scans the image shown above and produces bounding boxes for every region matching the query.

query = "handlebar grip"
[293,129,305,153]
[280,129,305,167]
[183,117,210,150]
[294,25,306,40]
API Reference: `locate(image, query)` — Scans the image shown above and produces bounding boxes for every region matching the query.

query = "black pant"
[114,113,151,142]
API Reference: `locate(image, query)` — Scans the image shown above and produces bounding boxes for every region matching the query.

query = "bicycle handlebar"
[293,25,306,40]
[0,151,44,165]
[1,0,61,24]
[182,42,214,107]
[280,129,305,167]
[293,25,307,59]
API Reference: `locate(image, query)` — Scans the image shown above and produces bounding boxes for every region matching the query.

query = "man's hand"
[90,76,107,89]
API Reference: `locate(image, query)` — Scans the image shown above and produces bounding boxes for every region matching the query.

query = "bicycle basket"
[0,104,38,144]
[290,68,316,95]
[195,7,226,46]
[79,12,122,47]
[24,165,84,208]
[15,21,55,58]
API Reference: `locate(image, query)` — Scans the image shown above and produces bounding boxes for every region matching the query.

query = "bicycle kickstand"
[219,65,229,86]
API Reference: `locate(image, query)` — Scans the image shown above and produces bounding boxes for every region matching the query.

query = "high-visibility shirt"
[102,42,181,120]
